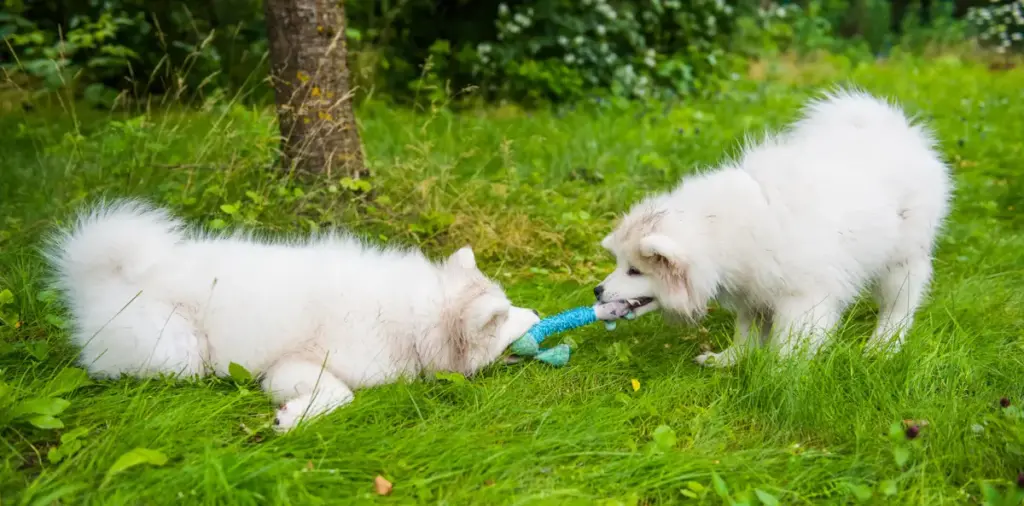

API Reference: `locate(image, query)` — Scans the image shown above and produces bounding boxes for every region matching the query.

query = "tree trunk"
[264,0,366,177]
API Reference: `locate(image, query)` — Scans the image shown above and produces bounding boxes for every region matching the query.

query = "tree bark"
[264,0,366,177]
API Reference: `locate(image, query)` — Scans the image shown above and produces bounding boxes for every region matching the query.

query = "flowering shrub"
[967,0,1024,53]
[469,0,739,102]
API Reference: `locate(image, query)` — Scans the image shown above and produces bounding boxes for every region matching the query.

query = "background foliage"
[1,0,1000,107]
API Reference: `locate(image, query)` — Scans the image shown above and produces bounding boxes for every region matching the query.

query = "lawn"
[3,54,1024,505]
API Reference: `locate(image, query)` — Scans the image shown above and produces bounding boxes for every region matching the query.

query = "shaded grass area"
[3,54,1024,504]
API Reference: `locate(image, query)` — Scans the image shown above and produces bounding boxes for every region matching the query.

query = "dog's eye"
[627,266,643,276]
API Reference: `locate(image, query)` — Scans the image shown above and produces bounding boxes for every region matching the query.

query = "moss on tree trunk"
[264,0,366,177]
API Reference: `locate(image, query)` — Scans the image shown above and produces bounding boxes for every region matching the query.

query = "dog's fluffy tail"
[795,88,927,139]
[46,200,184,290]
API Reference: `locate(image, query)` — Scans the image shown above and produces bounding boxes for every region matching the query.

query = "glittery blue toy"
[509,298,650,367]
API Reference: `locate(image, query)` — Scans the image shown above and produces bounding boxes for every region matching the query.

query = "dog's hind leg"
[696,307,766,368]
[770,296,841,360]
[865,257,932,354]
[262,358,354,432]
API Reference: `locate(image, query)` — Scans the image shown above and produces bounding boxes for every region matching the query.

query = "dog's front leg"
[262,358,354,432]
[695,308,762,368]
[770,296,841,360]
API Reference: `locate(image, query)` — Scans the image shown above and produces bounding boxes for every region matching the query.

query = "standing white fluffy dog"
[596,90,952,366]
[47,201,540,430]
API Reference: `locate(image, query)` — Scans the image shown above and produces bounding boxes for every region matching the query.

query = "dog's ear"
[600,234,614,252]
[639,234,708,318]
[448,246,477,270]
[639,234,684,270]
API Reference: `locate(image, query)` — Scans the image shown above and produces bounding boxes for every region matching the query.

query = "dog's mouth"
[626,297,655,310]
[623,296,660,318]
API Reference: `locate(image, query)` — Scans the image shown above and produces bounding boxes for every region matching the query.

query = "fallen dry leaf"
[374,475,393,496]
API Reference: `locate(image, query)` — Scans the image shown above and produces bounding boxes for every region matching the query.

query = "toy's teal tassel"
[535,344,571,367]
[510,334,540,356]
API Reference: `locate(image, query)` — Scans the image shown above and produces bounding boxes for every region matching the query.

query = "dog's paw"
[694,350,736,368]
[273,395,314,433]
[862,339,901,357]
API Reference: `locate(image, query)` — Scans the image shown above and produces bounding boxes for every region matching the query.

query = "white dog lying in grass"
[47,201,539,430]
[595,89,952,366]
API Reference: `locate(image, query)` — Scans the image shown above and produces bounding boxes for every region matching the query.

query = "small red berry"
[1017,471,1024,488]
[1001,397,1011,408]
[905,425,920,440]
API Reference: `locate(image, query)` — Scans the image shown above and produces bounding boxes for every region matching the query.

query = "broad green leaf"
[47,367,92,396]
[13,397,70,417]
[712,471,729,498]
[980,483,1002,506]
[228,362,253,383]
[434,371,466,384]
[893,446,910,467]
[888,422,905,442]
[880,480,898,496]
[652,425,677,451]
[755,488,780,506]
[60,427,89,443]
[104,448,168,483]
[847,483,872,502]
[29,414,64,429]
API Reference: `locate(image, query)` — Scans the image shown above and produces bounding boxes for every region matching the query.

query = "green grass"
[3,53,1024,504]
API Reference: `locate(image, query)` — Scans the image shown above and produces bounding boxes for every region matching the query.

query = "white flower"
[498,3,509,16]
[574,35,584,46]
[558,36,569,46]
[477,43,492,53]
[507,23,520,34]
[564,54,576,64]
[513,13,530,26]
[596,24,607,36]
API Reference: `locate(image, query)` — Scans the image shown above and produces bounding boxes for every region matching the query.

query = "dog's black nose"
[593,285,605,300]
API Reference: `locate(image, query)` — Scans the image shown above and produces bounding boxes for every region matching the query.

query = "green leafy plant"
[1,11,138,105]
[0,367,91,431]
[471,0,738,102]
[967,0,1024,54]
